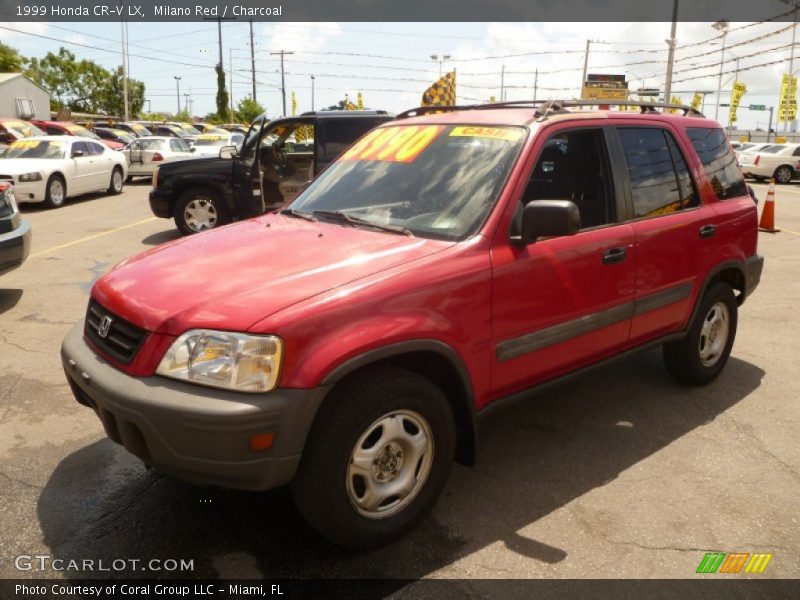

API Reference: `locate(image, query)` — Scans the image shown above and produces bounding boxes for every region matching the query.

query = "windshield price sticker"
[11,140,40,149]
[450,126,524,142]
[341,125,444,163]
[199,134,226,141]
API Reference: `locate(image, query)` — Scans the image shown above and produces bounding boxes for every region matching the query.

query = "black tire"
[108,166,124,195]
[663,282,738,386]
[173,188,229,236]
[773,165,793,184]
[43,174,66,209]
[291,366,455,548]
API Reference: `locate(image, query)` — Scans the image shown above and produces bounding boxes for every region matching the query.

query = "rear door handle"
[602,247,627,265]
[699,224,716,239]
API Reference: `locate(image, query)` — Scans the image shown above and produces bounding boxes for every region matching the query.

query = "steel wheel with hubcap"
[663,281,738,385]
[347,410,434,519]
[108,167,124,194]
[174,189,228,236]
[774,166,793,184]
[291,366,455,548]
[44,175,65,208]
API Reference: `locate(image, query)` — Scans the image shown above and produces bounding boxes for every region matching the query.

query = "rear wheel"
[173,189,229,236]
[663,282,738,385]
[108,167,124,194]
[43,175,66,209]
[773,165,793,184]
[291,366,455,548]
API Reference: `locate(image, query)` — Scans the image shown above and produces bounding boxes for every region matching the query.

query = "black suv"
[149,110,393,235]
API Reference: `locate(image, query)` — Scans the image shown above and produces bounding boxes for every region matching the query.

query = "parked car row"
[736,141,800,183]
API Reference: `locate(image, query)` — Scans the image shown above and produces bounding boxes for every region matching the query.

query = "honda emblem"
[98,315,113,338]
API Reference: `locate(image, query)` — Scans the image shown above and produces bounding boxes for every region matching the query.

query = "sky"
[1,18,799,131]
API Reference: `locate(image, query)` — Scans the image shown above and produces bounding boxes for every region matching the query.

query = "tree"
[235,96,264,124]
[172,109,193,123]
[100,66,145,117]
[215,65,230,121]
[0,42,25,72]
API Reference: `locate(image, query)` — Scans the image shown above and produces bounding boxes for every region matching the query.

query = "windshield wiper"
[280,208,317,222]
[312,210,414,236]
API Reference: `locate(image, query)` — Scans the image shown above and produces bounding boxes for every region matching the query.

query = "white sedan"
[739,143,800,184]
[190,131,245,157]
[0,136,128,208]
[125,136,195,180]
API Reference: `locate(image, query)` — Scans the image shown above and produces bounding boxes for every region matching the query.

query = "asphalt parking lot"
[0,180,798,582]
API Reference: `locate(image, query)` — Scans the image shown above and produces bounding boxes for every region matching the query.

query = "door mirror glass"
[219,145,237,159]
[512,200,581,245]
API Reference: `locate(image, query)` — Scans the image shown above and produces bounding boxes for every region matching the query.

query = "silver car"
[125,136,195,180]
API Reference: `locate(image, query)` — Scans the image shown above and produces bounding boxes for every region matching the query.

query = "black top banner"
[0,0,797,22]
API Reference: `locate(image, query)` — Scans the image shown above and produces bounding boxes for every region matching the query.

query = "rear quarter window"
[685,127,748,199]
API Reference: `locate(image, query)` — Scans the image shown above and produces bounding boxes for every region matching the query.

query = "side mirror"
[511,200,581,245]
[71,150,85,158]
[190,147,196,153]
[219,145,238,159]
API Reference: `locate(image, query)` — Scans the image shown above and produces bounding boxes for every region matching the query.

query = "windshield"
[173,123,200,135]
[112,130,136,144]
[64,124,100,139]
[289,124,527,241]
[4,120,44,139]
[1,139,66,159]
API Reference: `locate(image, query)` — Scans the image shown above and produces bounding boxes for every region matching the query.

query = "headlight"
[156,330,283,393]
[17,172,42,182]
[0,184,17,218]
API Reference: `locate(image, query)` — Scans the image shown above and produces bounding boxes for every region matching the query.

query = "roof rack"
[396,99,704,121]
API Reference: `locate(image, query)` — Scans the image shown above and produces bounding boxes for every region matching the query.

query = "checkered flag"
[421,71,456,107]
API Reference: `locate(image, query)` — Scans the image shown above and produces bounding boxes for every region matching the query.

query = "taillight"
[152,152,164,162]
[754,155,760,165]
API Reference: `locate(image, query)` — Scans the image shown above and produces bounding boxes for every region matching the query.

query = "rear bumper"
[0,218,31,275]
[61,321,331,491]
[744,254,764,300]
[148,188,172,218]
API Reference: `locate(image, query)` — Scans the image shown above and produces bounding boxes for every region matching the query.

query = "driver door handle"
[602,247,627,265]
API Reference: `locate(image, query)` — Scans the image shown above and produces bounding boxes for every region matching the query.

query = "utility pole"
[664,0,679,103]
[217,17,223,73]
[120,18,129,121]
[712,20,729,122]
[310,75,316,111]
[500,64,505,101]
[581,39,591,95]
[249,20,257,101]
[174,76,181,115]
[184,93,190,117]
[270,50,294,116]
[533,67,538,101]
[229,48,234,120]
[768,106,775,142]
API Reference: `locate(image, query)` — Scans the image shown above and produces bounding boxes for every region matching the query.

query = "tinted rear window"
[685,128,748,199]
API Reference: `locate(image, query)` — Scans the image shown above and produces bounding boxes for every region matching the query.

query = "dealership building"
[0,73,51,120]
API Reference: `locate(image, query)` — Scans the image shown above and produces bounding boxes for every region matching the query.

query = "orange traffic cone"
[759,179,780,233]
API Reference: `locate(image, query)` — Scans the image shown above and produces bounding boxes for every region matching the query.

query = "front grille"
[85,299,148,363]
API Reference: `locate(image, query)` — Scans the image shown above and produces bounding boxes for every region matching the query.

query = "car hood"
[93,213,454,335]
[0,158,60,174]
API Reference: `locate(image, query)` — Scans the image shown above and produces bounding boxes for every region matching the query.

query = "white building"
[0,73,51,120]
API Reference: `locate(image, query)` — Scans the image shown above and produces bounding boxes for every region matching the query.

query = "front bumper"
[9,180,46,203]
[148,188,172,218]
[61,321,331,491]
[0,218,31,275]
[744,254,764,300]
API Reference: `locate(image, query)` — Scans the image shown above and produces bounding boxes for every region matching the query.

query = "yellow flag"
[421,71,456,107]
[691,93,702,111]
[357,92,364,109]
[291,91,297,116]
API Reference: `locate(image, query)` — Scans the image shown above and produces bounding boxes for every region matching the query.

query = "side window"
[240,117,264,161]
[71,142,88,157]
[685,127,748,199]
[47,127,62,135]
[618,128,693,218]
[521,128,615,229]
[87,142,104,156]
[664,133,699,210]
[169,139,183,152]
[792,146,800,157]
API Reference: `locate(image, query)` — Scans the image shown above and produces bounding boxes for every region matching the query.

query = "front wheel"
[43,175,66,209]
[663,282,738,385]
[774,166,794,184]
[173,189,229,236]
[291,366,455,548]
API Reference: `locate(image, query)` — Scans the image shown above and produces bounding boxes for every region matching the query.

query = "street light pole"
[174,76,181,115]
[664,0,679,103]
[712,20,729,122]
[310,75,315,111]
